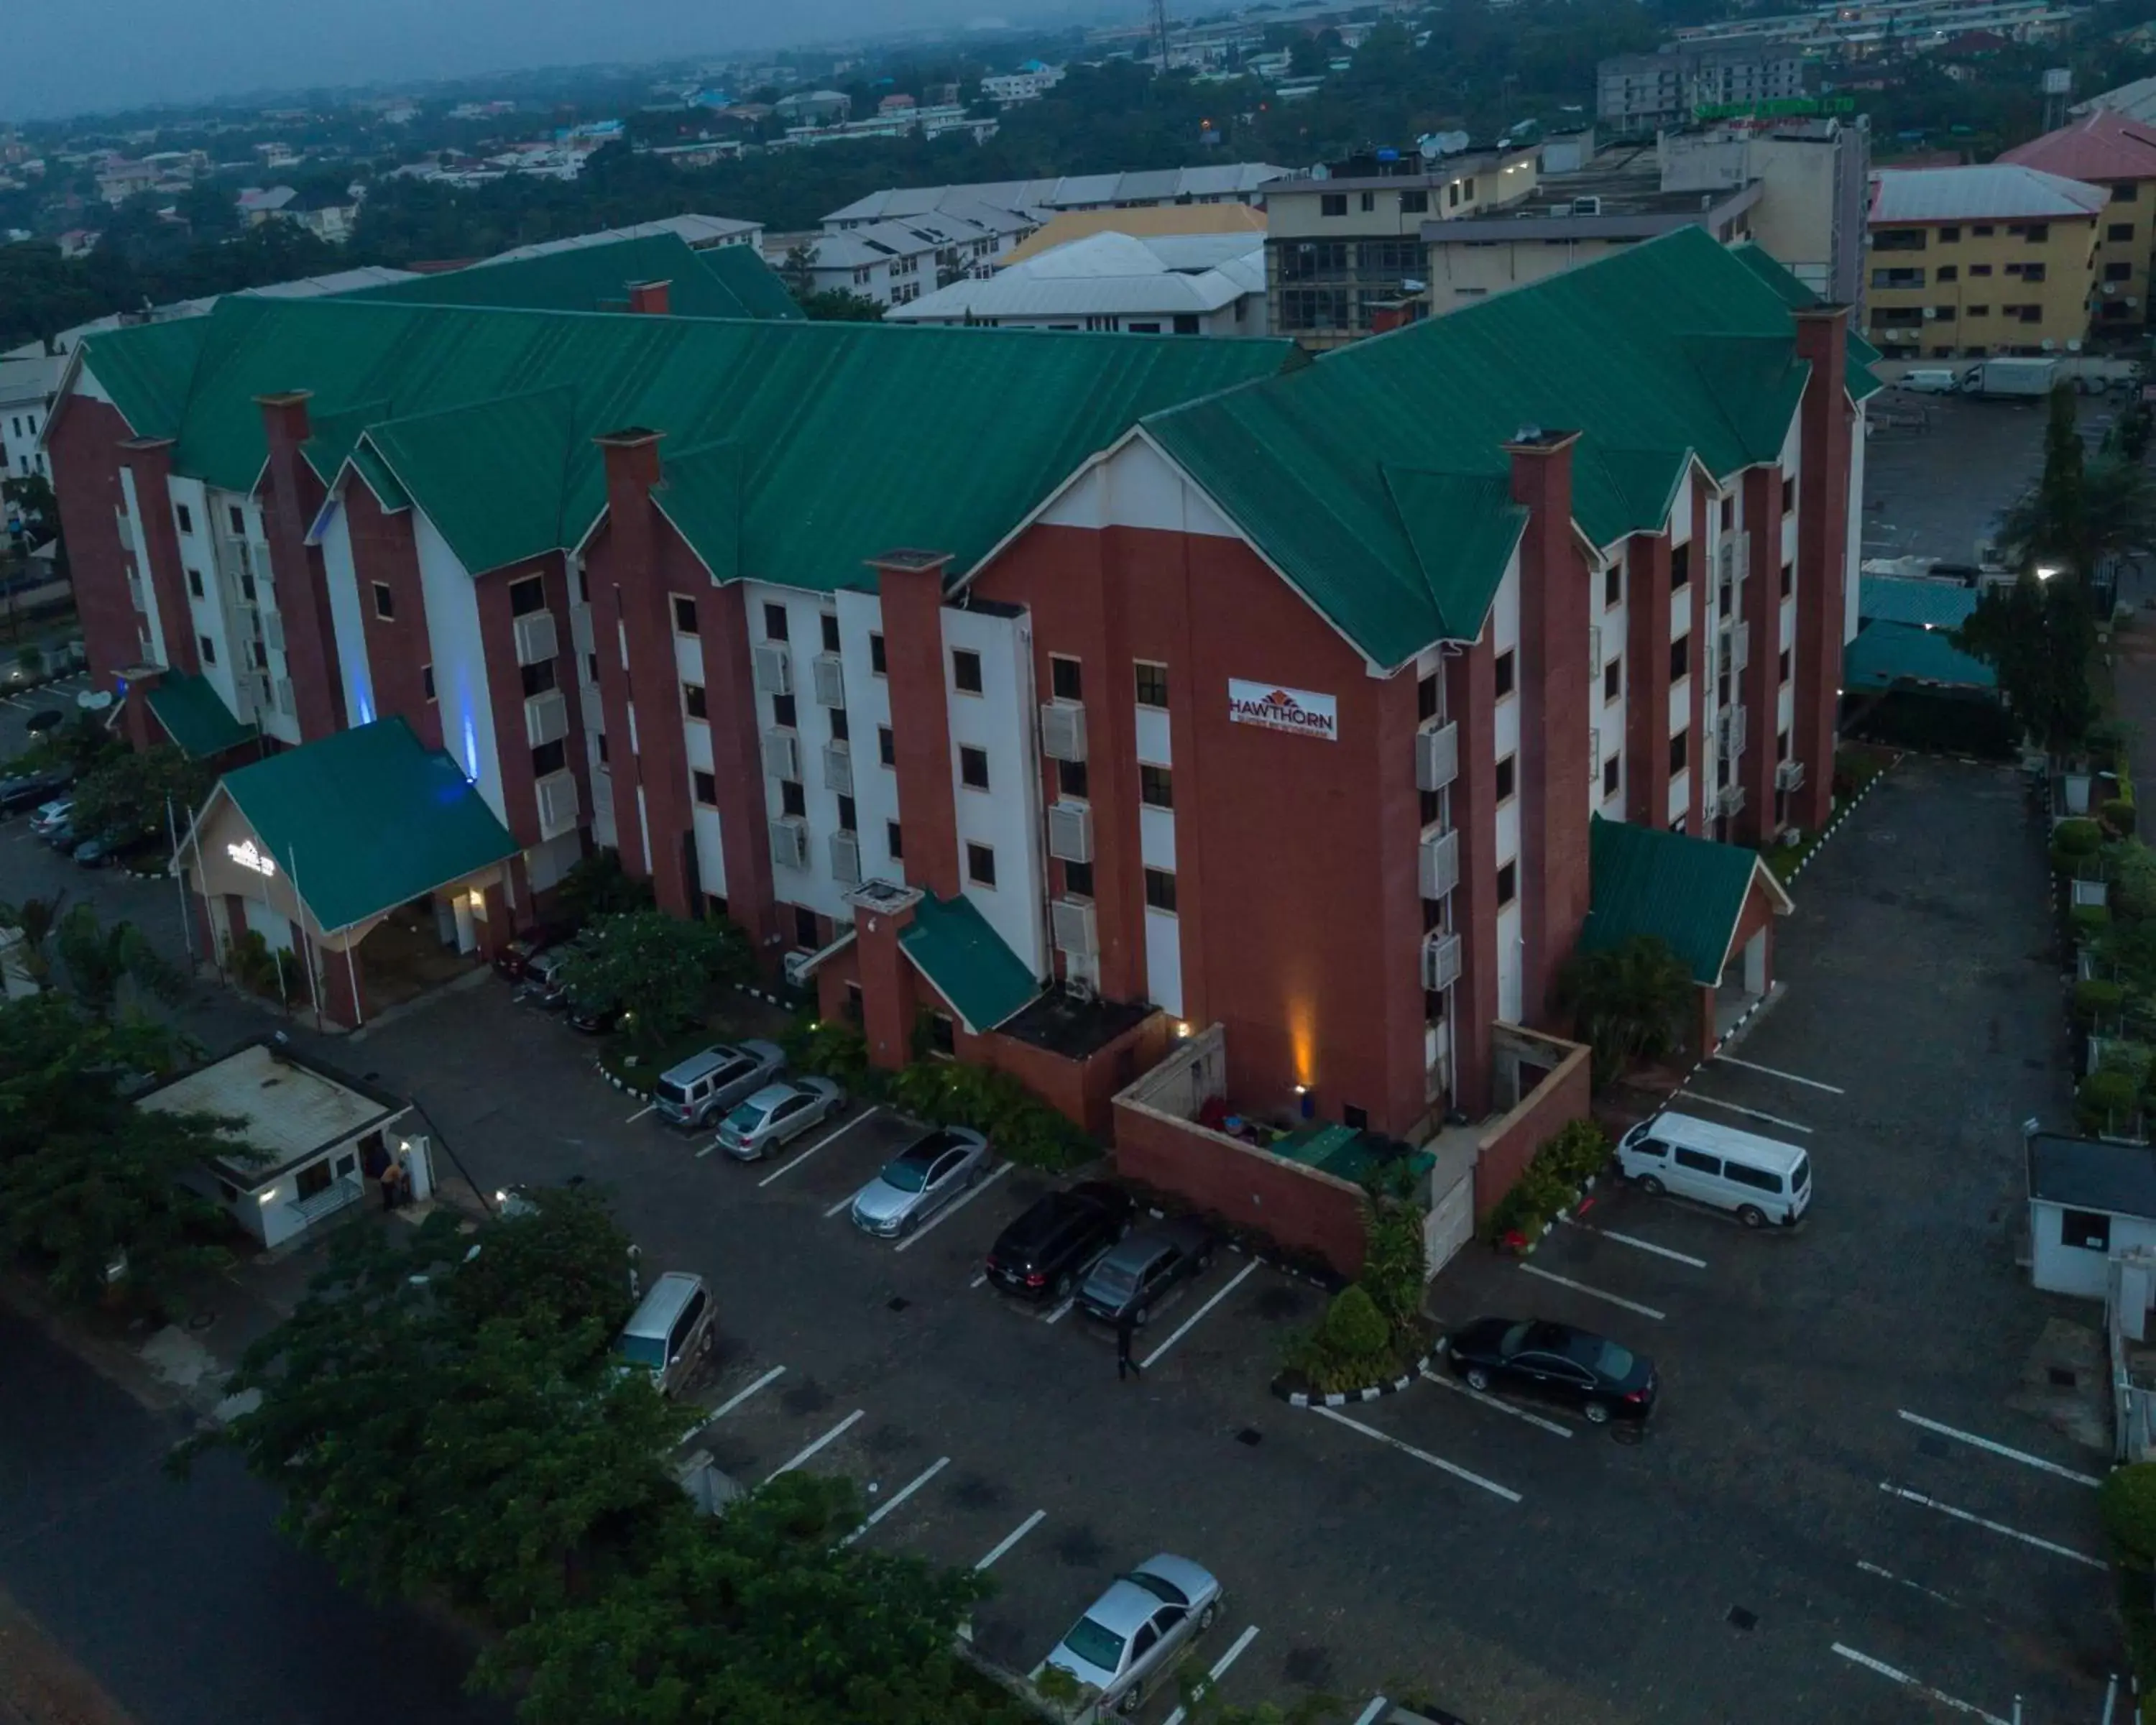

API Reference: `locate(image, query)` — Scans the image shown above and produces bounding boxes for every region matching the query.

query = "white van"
[1897,368,1961,395]
[1615,1110,1811,1228]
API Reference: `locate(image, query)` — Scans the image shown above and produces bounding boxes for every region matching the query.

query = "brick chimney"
[870,548,961,902]
[116,436,199,678]
[627,280,672,315]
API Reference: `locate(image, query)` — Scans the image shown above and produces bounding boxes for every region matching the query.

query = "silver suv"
[652,1041,786,1129]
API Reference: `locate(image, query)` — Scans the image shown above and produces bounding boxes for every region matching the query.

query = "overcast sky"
[1,0,1089,123]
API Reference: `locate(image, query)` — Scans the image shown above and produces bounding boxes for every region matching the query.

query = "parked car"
[41,818,75,851]
[1442,1317,1657,1425]
[612,1271,715,1397]
[848,1126,990,1238]
[1615,1109,1810,1229]
[714,1077,846,1161]
[1041,1554,1222,1714]
[514,947,574,1009]
[0,768,70,814]
[985,1180,1135,1302]
[28,797,72,837]
[72,831,126,868]
[1077,1215,1214,1327]
[494,929,563,981]
[654,1041,788,1130]
[567,998,626,1036]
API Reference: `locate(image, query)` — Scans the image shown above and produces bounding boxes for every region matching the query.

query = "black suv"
[985,1180,1135,1303]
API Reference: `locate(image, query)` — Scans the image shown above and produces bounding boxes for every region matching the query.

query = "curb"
[732,982,795,1010]
[1511,1173,1598,1259]
[595,1061,653,1101]
[1781,751,1902,887]
[1276,1346,1437,1408]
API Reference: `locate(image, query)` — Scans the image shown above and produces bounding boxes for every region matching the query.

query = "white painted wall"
[836,588,899,883]
[1670,469,1695,548]
[413,510,505,821]
[1846,402,1868,648]
[2030,1200,2156,1300]
[115,464,166,667]
[316,496,376,727]
[1496,902,1522,1022]
[1040,437,1244,540]
[944,602,1047,977]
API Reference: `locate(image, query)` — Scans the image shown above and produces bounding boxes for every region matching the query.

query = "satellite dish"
[78,689,114,710]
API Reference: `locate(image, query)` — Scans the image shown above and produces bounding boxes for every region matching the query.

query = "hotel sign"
[227,839,277,878]
[1227,679,1337,741]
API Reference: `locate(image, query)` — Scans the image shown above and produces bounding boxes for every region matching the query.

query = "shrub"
[2078,1068,2142,1135]
[1281,1283,1403,1394]
[1540,1119,1610,1185]
[2057,817,2105,859]
[784,1013,872,1090]
[2108,799,2140,837]
[2115,842,2156,924]
[2076,979,2128,1024]
[1320,1284,1390,1358]
[1358,1192,1427,1340]
[2073,903,2115,940]
[2104,1464,2156,1568]
[888,1058,1093,1172]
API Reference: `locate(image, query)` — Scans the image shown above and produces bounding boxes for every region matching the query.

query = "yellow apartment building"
[2001,106,2156,335]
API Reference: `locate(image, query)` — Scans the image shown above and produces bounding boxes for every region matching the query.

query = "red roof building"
[2001,109,2156,329]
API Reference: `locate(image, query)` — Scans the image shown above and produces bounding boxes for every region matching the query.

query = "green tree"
[71,742,209,846]
[0,891,65,985]
[554,908,751,1049]
[1555,934,1697,1086]
[1957,574,2096,752]
[797,287,888,321]
[54,901,187,1018]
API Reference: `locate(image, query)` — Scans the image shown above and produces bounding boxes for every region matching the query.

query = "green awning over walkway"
[212,717,517,933]
[1845,620,1997,691]
[146,672,257,759]
[1580,815,1792,987]
[899,894,1041,1034]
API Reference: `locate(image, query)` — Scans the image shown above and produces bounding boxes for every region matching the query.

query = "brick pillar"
[1790,305,1853,832]
[873,550,960,901]
[321,939,368,1029]
[117,438,199,676]
[121,665,167,751]
[1445,636,1500,1117]
[474,880,512,959]
[1738,467,1782,845]
[1690,484,1712,833]
[627,280,672,314]
[699,581,780,957]
[1624,530,1674,828]
[254,392,346,740]
[854,894,919,1071]
[1508,429,1592,1031]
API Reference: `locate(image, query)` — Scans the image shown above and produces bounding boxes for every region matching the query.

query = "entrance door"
[1424,1172,1473,1276]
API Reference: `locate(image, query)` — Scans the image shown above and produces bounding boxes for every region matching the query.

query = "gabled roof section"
[653,441,742,583]
[697,243,803,321]
[1858,573,1978,630]
[1845,620,1997,690]
[1381,466,1526,643]
[302,397,396,489]
[146,671,257,759]
[1679,334,1811,473]
[336,231,799,321]
[1727,242,1886,403]
[78,313,216,441]
[361,385,579,575]
[1575,443,1690,550]
[216,717,517,934]
[1581,814,1792,987]
[898,894,1040,1034]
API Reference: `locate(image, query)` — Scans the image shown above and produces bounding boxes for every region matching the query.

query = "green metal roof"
[898,894,1040,1034]
[215,717,517,933]
[145,671,257,759]
[653,441,742,583]
[79,298,1296,593]
[1580,814,1787,986]
[1145,227,1876,668]
[336,233,802,322]
[1727,241,1886,402]
[1858,574,1980,630]
[1845,620,1998,691]
[1271,1123,1436,1187]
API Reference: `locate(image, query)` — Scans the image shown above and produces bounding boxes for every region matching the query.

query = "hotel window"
[186,566,204,598]
[1496,861,1516,906]
[1051,656,1082,699]
[672,594,699,634]
[960,745,990,790]
[837,794,857,833]
[1496,753,1516,801]
[683,681,707,720]
[1494,649,1516,698]
[1145,868,1177,913]
[887,820,903,860]
[510,574,545,615]
[1604,657,1621,703]
[372,581,395,620]
[531,739,566,777]
[1671,544,1690,589]
[952,648,984,694]
[870,632,887,673]
[1064,858,1095,897]
[1781,475,1795,512]
[422,664,435,701]
[228,505,246,535]
[693,770,718,806]
[795,906,820,949]
[1135,660,1169,707]
[1059,757,1089,797]
[1140,765,1173,809]
[1781,562,1794,599]
[522,659,557,698]
[1603,755,1620,798]
[1605,562,1621,608]
[967,842,997,887]
[878,724,895,767]
[821,612,840,652]
[763,602,788,642]
[780,779,806,817]
[773,692,797,729]
[174,503,194,533]
[1670,633,1690,681]
[829,707,849,743]
[1670,730,1688,775]
[199,635,216,666]
[2111,223,2138,242]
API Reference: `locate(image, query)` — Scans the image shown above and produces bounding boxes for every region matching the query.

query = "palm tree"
[1556,935,1697,1087]
[54,903,186,1020]
[0,893,65,986]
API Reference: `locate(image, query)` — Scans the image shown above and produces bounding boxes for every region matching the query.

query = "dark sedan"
[494,924,576,981]
[1077,1215,1214,1327]
[567,998,626,1036]
[0,768,70,814]
[1443,1317,1657,1425]
[985,1180,1135,1303]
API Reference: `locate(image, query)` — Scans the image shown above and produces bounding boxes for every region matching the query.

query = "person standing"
[1116,1308,1141,1381]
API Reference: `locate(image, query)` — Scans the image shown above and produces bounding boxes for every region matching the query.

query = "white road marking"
[1422,1366,1574,1437]
[1712,1053,1846,1094]
[1879,1482,2106,1568]
[1559,1215,1708,1269]
[894,1161,1012,1253]
[841,1455,949,1546]
[695,1140,721,1159]
[765,1408,865,1482]
[760,1108,877,1187]
[1310,1405,1521,1502]
[1856,1560,1961,1609]
[1519,1261,1666,1321]
[825,1190,861,1219]
[1042,1295,1076,1325]
[1161,1624,1261,1725]
[624,1102,656,1124]
[686,1364,785,1435]
[1350,1702,1391,1725]
[1897,1409,2104,1486]
[1674,1090,1812,1134]
[1140,1259,1259,1369]
[1830,1644,2010,1724]
[975,1509,1046,1571]
[969,1272,987,1289]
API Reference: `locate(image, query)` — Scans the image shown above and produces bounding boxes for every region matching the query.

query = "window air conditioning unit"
[275,675,295,714]
[823,742,853,797]
[752,643,793,696]
[1717,783,1747,820]
[770,816,809,871]
[1776,757,1806,791]
[1588,725,1600,778]
[1718,704,1747,757]
[513,610,559,667]
[1414,720,1458,792]
[1728,629,1749,673]
[1419,827,1460,899]
[1048,799,1094,862]
[812,651,846,709]
[1421,929,1463,991]
[1587,625,1602,670]
[1572,195,1601,216]
[1039,699,1087,762]
[761,730,800,781]
[1051,896,1097,958]
[829,829,862,886]
[536,769,580,834]
[261,612,286,654]
[525,689,568,748]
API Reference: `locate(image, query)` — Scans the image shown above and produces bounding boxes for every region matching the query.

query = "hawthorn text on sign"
[228,839,277,878]
[1227,678,1337,741]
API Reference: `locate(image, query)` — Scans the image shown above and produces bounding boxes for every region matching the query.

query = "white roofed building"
[883,229,1271,334]
[821,164,1289,232]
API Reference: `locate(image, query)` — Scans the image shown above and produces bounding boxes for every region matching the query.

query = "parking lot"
[1,747,2119,1721]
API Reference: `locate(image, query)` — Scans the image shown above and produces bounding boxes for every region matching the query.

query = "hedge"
[1485,1118,1611,1245]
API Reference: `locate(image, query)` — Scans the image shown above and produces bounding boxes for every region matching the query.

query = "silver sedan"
[1042,1552,1222,1714]
[714,1077,847,1162]
[847,1126,989,1238]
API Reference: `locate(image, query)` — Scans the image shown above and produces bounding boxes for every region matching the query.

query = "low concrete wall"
[1472,1026,1593,1220]
[975,1011,1173,1143]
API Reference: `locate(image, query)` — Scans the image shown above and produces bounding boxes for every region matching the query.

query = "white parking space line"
[1830,1644,2010,1724]
[624,1102,656,1124]
[1422,1366,1574,1438]
[825,1190,861,1219]
[975,1509,1046,1572]
[1897,1410,2104,1486]
[841,1455,950,1547]
[1041,1296,1076,1325]
[1140,1259,1258,1369]
[1559,1215,1708,1269]
[1879,1482,2106,1568]
[1856,1560,1961,1610]
[1310,1405,1521,1501]
[1518,1261,1666,1321]
[686,1364,785,1437]
[1674,1090,1812,1134]
[894,1161,1013,1253]
[1161,1624,1261,1725]
[969,1272,987,1289]
[1712,1053,1846,1095]
[760,1108,878,1187]
[765,1408,865,1482]
[1350,1702,1391,1725]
